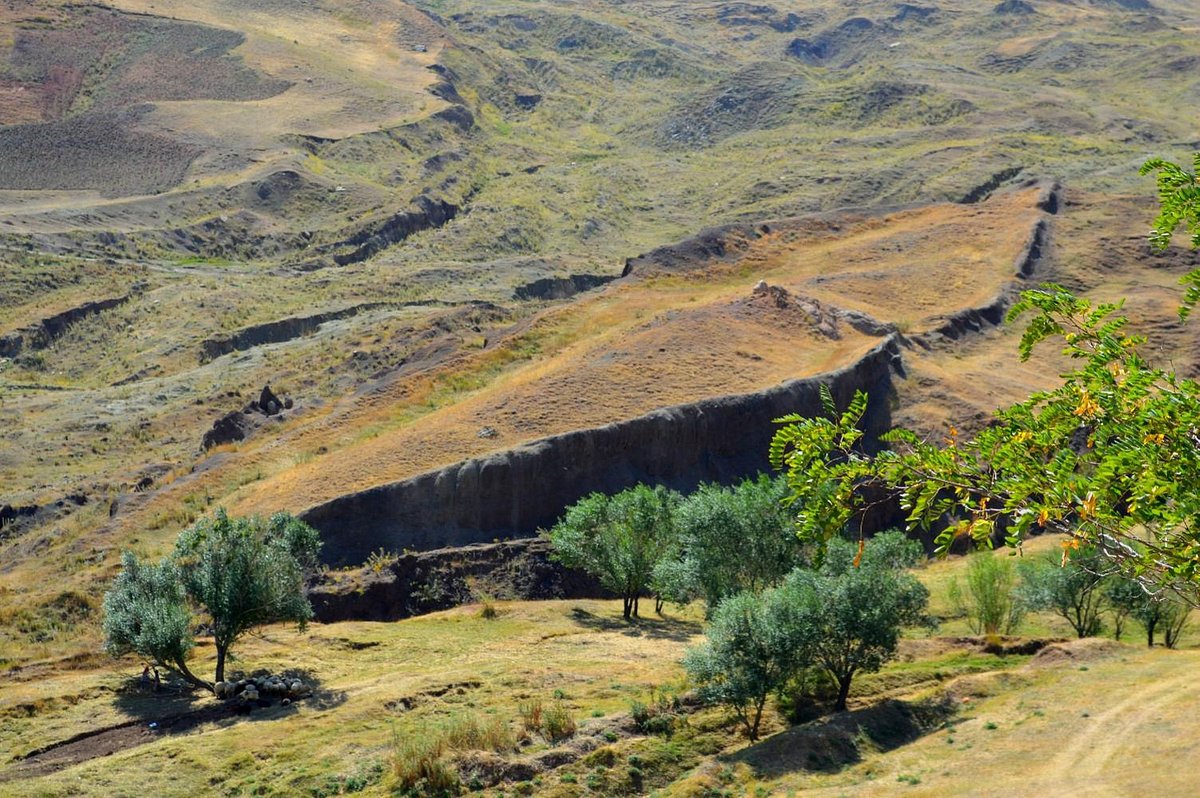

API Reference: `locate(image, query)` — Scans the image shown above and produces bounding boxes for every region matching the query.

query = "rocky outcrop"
[513,273,616,301]
[201,384,295,449]
[0,295,130,358]
[301,336,901,566]
[329,196,460,267]
[309,537,608,622]
[200,303,389,362]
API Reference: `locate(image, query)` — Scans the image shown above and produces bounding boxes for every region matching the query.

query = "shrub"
[441,713,516,753]
[948,552,1025,635]
[542,701,577,742]
[388,731,459,797]
[518,699,543,735]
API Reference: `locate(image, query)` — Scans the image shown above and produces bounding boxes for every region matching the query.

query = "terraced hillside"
[4,0,1200,719]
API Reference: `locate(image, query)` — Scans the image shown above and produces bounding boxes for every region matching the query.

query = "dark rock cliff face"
[301,336,902,566]
[309,537,608,623]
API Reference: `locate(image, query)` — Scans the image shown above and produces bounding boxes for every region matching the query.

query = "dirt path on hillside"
[0,705,233,783]
[1033,664,1200,793]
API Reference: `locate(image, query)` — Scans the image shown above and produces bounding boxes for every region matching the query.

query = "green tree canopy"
[784,531,930,711]
[103,509,322,689]
[653,475,804,611]
[547,484,679,619]
[102,552,204,687]
[1018,546,1107,638]
[683,585,808,740]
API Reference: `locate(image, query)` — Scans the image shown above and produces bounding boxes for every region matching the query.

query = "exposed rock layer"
[302,336,901,566]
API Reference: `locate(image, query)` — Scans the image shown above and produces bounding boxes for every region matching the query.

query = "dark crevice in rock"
[513,273,617,301]
[959,166,1024,204]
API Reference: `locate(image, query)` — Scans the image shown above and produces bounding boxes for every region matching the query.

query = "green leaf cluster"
[103,509,322,688]
[684,532,929,739]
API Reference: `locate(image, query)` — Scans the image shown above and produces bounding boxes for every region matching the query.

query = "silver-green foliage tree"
[770,157,1200,598]
[547,484,679,619]
[175,510,322,683]
[1018,545,1107,638]
[684,531,929,736]
[652,475,803,612]
[682,586,807,741]
[103,553,205,687]
[103,509,322,689]
[786,531,930,711]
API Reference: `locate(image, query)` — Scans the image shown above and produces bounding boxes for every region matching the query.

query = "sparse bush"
[629,686,684,736]
[388,730,459,797]
[948,552,1025,635]
[478,599,499,620]
[518,699,543,735]
[541,701,577,742]
[441,712,516,753]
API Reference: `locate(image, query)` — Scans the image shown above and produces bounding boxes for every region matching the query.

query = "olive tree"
[685,530,929,734]
[103,509,322,689]
[653,475,803,611]
[1018,547,1106,638]
[547,484,678,619]
[683,586,808,740]
[103,553,207,688]
[787,531,930,711]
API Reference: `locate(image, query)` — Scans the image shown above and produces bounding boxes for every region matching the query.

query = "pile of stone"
[214,674,311,706]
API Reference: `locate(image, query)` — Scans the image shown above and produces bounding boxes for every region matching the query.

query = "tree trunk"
[834,674,853,712]
[633,595,640,618]
[172,655,213,692]
[215,643,228,684]
[623,596,633,620]
[655,595,665,614]
[749,697,766,741]
[1147,618,1157,647]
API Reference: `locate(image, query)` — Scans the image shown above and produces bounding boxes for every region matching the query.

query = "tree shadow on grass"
[726,697,955,777]
[108,664,346,729]
[568,606,703,642]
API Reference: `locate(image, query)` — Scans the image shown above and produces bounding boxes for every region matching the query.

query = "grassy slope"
[2,536,1198,796]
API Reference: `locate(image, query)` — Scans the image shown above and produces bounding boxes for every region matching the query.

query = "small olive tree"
[103,509,322,689]
[682,585,808,740]
[103,553,207,688]
[175,510,322,683]
[1018,546,1106,638]
[788,531,930,711]
[547,484,678,619]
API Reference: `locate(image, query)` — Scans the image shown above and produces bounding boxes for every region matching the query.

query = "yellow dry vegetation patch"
[107,0,445,135]
[0,599,703,796]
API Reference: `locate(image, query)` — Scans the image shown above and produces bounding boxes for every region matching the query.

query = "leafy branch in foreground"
[772,157,1200,598]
